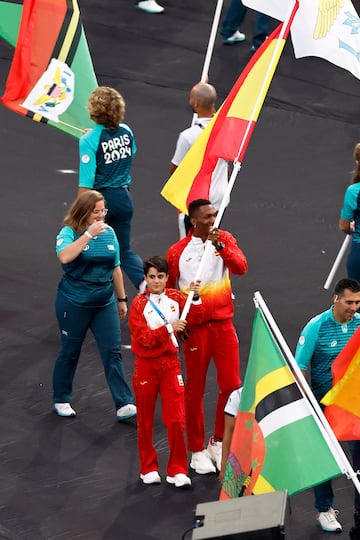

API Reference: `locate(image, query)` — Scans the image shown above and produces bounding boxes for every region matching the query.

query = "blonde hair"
[88,86,125,128]
[64,191,105,234]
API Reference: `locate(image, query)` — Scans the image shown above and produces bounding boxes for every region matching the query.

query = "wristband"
[214,242,224,251]
[85,230,93,239]
[117,296,128,303]
[192,294,200,301]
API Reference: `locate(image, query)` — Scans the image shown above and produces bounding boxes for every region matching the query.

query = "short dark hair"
[188,199,211,219]
[143,255,168,275]
[333,278,360,296]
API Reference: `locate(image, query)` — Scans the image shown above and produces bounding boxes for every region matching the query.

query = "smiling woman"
[52,190,136,421]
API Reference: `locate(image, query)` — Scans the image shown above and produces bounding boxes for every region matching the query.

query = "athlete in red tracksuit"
[129,255,203,487]
[166,199,248,475]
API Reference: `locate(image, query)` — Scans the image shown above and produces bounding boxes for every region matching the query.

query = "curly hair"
[352,143,360,184]
[88,86,125,129]
[64,191,105,234]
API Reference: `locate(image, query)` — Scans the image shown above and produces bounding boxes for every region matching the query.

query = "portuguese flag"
[220,308,342,499]
[0,0,97,138]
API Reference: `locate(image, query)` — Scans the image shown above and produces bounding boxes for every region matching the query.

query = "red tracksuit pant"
[133,353,188,476]
[183,319,241,452]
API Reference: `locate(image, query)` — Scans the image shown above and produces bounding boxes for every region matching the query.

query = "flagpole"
[57,120,84,134]
[254,290,360,495]
[324,235,351,290]
[191,0,224,126]
[200,0,224,83]
[180,2,298,320]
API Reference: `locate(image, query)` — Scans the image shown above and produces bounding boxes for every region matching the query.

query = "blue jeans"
[99,186,144,289]
[53,290,134,409]
[314,480,334,512]
[350,441,360,511]
[220,0,271,48]
[347,241,360,283]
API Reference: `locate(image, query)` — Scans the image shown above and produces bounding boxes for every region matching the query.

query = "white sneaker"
[53,403,76,417]
[137,0,164,14]
[316,508,342,532]
[207,436,222,471]
[166,473,192,488]
[223,30,246,45]
[190,450,216,474]
[140,471,161,484]
[117,404,137,421]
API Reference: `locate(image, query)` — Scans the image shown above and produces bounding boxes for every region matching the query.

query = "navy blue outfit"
[340,182,360,282]
[52,225,134,409]
[79,123,144,289]
[220,0,270,50]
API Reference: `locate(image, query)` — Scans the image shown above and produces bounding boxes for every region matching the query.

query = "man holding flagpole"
[166,198,248,475]
[295,278,360,533]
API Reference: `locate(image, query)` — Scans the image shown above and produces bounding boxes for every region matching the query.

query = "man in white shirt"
[170,82,229,238]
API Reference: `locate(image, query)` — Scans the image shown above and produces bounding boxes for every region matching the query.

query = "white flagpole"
[180,2,297,320]
[324,235,351,290]
[56,120,84,133]
[200,0,224,83]
[254,290,360,494]
[191,0,224,126]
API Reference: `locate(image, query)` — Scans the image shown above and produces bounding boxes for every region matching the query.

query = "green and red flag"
[220,308,342,499]
[160,5,298,215]
[0,0,22,46]
[322,327,360,440]
[0,0,97,138]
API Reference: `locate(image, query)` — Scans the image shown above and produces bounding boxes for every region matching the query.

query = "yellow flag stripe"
[249,366,294,413]
[58,0,80,62]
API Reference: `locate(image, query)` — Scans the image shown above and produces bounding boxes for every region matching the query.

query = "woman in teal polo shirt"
[52,190,136,420]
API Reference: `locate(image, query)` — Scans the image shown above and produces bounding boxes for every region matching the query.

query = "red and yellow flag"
[161,5,298,215]
[322,326,360,440]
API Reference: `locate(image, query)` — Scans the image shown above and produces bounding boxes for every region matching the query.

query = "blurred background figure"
[220,0,270,52]
[136,0,164,14]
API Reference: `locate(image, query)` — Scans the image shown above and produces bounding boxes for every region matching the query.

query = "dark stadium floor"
[1,0,360,538]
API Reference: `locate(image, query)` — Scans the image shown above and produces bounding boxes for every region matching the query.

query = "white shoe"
[117,404,137,421]
[140,471,161,484]
[137,0,164,14]
[316,508,342,532]
[53,403,76,417]
[207,436,222,471]
[223,30,246,45]
[166,473,192,488]
[190,450,216,474]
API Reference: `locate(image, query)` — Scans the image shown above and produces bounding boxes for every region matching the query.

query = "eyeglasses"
[92,208,108,216]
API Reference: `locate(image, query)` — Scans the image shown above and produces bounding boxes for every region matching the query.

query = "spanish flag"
[161,3,298,215]
[322,327,360,440]
[0,0,97,138]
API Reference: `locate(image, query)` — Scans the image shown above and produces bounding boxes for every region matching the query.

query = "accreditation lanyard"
[143,293,178,347]
[143,293,169,324]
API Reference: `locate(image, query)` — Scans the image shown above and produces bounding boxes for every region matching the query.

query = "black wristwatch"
[215,242,225,251]
[117,296,128,303]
